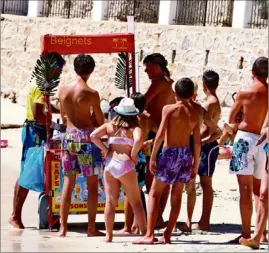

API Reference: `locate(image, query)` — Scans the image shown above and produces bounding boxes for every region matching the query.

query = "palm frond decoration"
[30,52,62,97]
[115,52,132,96]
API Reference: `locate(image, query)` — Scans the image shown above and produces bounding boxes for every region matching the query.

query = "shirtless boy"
[180,82,205,232]
[134,78,201,244]
[228,57,268,243]
[58,54,105,237]
[180,80,221,232]
[192,70,221,231]
[143,53,175,228]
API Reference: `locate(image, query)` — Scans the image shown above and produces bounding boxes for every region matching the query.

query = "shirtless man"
[143,53,175,228]
[240,113,268,249]
[192,70,222,231]
[228,57,268,243]
[134,78,201,244]
[58,54,105,237]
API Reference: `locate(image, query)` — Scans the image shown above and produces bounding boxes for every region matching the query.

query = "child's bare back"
[164,103,200,148]
[60,79,102,130]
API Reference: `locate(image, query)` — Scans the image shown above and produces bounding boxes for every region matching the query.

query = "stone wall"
[1,14,268,107]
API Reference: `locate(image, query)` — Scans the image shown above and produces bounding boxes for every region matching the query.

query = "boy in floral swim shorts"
[59,54,105,237]
[134,78,201,244]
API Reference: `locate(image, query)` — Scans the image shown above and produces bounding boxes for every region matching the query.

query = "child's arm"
[218,130,230,146]
[150,106,170,174]
[131,127,144,163]
[191,121,201,179]
[90,123,109,155]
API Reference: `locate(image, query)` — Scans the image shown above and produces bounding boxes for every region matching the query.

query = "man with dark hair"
[9,52,66,229]
[228,57,268,244]
[240,113,268,249]
[58,54,105,237]
[192,70,222,231]
[143,53,175,229]
[134,78,201,244]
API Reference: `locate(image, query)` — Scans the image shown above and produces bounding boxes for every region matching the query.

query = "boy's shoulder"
[163,103,182,114]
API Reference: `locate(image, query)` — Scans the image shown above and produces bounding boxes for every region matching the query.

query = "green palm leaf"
[30,53,62,96]
[115,52,132,94]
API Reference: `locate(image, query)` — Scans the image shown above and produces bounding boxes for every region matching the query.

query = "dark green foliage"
[30,53,62,97]
[115,52,132,91]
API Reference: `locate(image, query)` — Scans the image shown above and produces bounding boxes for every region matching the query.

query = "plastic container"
[1,140,8,148]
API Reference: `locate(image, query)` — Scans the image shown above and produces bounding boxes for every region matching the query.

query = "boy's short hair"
[252,57,268,78]
[203,70,219,90]
[174,78,194,99]
[130,92,146,113]
[74,54,95,76]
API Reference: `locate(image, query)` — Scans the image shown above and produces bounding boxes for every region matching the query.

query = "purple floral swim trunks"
[61,129,103,177]
[155,147,193,184]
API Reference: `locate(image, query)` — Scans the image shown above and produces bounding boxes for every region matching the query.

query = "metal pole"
[132,52,136,93]
[125,53,130,97]
[127,15,137,94]
[203,0,208,26]
[2,0,5,14]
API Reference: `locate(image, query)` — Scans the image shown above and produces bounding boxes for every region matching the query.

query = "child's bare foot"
[239,237,260,249]
[228,235,248,244]
[87,229,105,237]
[105,234,113,243]
[115,228,132,235]
[260,234,268,243]
[159,230,171,244]
[192,223,210,231]
[133,236,155,244]
[179,222,192,233]
[131,225,140,235]
[57,226,67,237]
[8,216,24,229]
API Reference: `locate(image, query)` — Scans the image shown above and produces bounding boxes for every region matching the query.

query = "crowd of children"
[10,52,268,249]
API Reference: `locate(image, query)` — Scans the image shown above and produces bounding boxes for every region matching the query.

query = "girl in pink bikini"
[90,98,147,242]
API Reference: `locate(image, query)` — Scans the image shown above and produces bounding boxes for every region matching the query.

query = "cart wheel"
[38,194,48,229]
[38,192,45,200]
[38,194,60,230]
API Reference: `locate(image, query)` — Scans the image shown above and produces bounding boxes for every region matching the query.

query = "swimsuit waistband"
[237,130,260,138]
[106,156,135,165]
[162,146,190,152]
[66,128,93,134]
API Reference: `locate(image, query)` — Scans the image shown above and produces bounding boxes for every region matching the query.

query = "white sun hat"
[114,97,139,116]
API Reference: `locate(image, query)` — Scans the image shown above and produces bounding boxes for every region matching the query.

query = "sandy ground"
[1,99,268,252]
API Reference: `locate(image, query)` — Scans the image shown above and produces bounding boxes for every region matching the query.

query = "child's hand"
[131,155,138,165]
[104,148,110,158]
[141,140,153,152]
[150,159,157,175]
[190,166,197,179]
[256,127,268,146]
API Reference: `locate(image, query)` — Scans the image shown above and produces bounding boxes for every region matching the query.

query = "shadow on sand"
[67,221,243,236]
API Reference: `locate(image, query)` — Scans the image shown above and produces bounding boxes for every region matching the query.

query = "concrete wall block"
[1,15,268,107]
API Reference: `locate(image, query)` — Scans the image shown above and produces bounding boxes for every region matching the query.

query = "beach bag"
[18,143,45,192]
